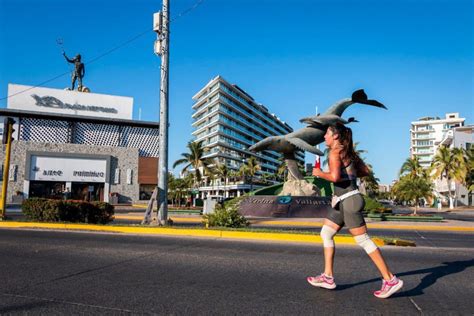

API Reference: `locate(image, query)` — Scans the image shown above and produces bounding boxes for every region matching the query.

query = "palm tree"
[239,156,261,192]
[464,148,474,193]
[392,174,433,215]
[167,173,178,206]
[215,163,229,186]
[173,140,212,186]
[399,156,425,179]
[430,146,468,209]
[173,140,213,204]
[227,169,238,184]
[360,164,380,197]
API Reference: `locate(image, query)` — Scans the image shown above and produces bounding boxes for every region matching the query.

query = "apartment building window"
[417,140,432,146]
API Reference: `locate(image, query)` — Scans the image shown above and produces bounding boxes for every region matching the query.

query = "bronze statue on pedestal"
[63,52,85,91]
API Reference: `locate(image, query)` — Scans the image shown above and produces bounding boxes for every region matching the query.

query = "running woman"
[307,123,403,299]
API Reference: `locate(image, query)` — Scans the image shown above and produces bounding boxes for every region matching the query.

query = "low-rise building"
[436,125,473,206]
[0,84,159,204]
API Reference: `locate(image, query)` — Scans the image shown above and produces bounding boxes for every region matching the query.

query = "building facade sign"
[7,84,133,120]
[29,155,107,182]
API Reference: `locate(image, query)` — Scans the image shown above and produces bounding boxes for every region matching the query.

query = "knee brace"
[320,225,337,248]
[354,233,378,254]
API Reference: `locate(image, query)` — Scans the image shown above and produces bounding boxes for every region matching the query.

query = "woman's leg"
[349,225,393,281]
[322,219,341,276]
[307,219,341,289]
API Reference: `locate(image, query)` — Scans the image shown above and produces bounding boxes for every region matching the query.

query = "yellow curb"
[0,221,376,246]
[114,215,143,220]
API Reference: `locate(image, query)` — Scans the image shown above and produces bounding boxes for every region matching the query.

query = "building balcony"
[217,106,273,139]
[192,108,219,127]
[219,91,289,136]
[411,144,432,148]
[191,97,220,120]
[192,83,220,109]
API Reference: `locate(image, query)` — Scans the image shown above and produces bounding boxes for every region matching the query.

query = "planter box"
[367,213,384,221]
[384,215,443,222]
[366,213,443,222]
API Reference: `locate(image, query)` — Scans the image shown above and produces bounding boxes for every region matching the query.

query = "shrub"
[91,202,115,224]
[22,198,56,221]
[22,198,114,224]
[363,195,384,213]
[58,200,86,222]
[203,197,249,228]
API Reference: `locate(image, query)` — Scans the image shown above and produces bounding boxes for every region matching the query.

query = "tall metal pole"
[157,0,170,225]
[0,121,14,220]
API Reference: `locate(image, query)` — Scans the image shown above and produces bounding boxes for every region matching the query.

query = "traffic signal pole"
[0,120,14,220]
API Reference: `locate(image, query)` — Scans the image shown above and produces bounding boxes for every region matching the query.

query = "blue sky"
[0,0,472,184]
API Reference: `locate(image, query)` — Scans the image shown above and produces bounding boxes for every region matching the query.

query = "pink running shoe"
[307,274,336,289]
[374,276,403,299]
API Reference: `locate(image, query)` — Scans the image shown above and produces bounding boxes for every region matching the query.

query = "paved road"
[0,229,473,315]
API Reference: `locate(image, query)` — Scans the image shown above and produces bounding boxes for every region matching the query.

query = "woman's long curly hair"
[328,123,366,174]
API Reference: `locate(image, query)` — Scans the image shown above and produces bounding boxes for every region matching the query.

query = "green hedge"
[363,196,384,213]
[22,198,114,224]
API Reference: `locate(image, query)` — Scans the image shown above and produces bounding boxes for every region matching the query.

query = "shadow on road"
[338,259,474,297]
[0,295,53,314]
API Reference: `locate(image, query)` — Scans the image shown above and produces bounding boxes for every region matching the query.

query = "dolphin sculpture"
[299,114,358,127]
[249,89,386,180]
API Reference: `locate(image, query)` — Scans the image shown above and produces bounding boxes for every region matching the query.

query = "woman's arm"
[312,149,342,183]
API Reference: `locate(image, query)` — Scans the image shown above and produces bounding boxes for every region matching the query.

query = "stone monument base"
[279,179,320,196]
[239,195,331,218]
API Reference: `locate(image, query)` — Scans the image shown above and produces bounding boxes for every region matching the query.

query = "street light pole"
[154,0,170,225]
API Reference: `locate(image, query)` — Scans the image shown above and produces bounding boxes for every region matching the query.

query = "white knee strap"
[354,233,378,254]
[320,225,337,248]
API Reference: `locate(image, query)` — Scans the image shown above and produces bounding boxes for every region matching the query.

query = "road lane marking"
[408,297,423,313]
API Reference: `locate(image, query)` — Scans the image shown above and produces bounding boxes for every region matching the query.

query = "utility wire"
[170,0,204,22]
[0,0,205,102]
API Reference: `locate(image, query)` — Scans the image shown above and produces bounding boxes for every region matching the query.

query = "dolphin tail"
[352,89,387,109]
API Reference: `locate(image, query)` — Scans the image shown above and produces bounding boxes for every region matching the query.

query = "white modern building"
[191,76,303,198]
[410,113,465,168]
[436,125,473,206]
